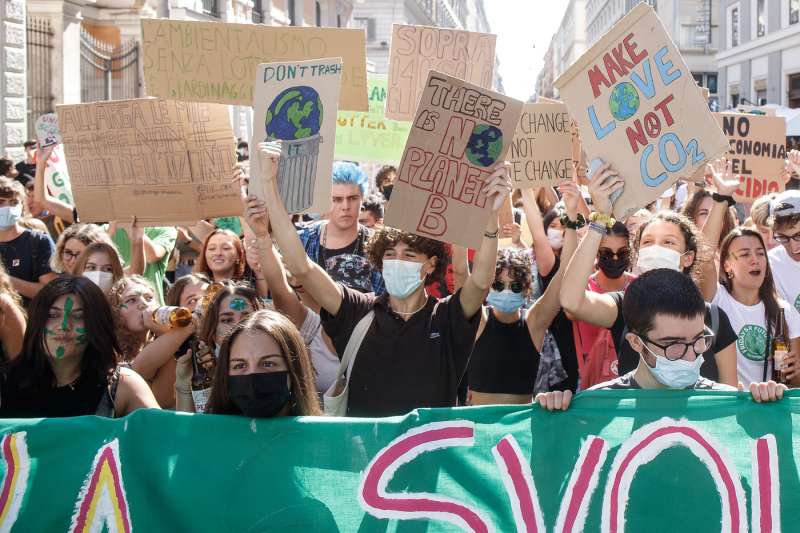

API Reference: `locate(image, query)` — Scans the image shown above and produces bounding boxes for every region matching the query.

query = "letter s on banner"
[358,421,493,533]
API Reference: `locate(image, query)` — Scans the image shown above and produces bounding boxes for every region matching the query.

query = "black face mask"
[597,252,630,279]
[228,372,292,418]
[382,184,393,200]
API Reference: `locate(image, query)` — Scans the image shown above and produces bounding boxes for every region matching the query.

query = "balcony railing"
[201,0,219,17]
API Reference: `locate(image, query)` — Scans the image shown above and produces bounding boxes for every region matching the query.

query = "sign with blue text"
[554,3,728,219]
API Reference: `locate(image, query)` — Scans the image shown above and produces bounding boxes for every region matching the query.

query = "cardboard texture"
[249,58,342,214]
[35,113,61,147]
[509,102,573,188]
[386,24,496,122]
[384,71,524,249]
[57,98,238,224]
[335,74,412,164]
[141,19,367,111]
[715,112,787,203]
[554,3,728,220]
[498,193,514,228]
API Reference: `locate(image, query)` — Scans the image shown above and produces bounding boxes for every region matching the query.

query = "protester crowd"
[0,137,798,420]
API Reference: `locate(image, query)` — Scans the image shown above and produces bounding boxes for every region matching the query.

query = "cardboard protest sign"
[554,3,728,219]
[509,103,572,188]
[44,145,73,205]
[35,113,61,147]
[57,98,238,224]
[386,24,496,122]
[141,19,367,111]
[716,112,786,203]
[384,71,523,249]
[335,74,412,164]
[249,58,342,214]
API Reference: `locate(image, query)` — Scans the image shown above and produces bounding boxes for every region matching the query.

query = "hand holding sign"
[588,162,625,216]
[483,162,513,214]
[788,149,800,177]
[35,113,61,147]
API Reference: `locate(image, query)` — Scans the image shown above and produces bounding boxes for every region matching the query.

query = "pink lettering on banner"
[601,418,746,533]
[492,434,545,533]
[0,432,30,533]
[554,436,608,533]
[70,439,132,533]
[751,435,780,533]
[358,421,492,532]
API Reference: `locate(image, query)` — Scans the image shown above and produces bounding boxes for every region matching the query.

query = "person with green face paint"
[0,276,160,418]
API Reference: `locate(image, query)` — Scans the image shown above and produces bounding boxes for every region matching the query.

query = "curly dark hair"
[375,165,397,190]
[366,227,447,283]
[634,210,705,280]
[774,213,800,233]
[494,248,532,295]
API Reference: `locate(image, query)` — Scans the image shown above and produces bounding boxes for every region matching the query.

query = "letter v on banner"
[358,421,493,532]
[751,435,781,533]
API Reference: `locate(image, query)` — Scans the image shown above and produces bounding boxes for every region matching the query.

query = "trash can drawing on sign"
[264,86,324,212]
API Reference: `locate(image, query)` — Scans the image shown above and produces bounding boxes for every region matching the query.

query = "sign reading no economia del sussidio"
[554,3,728,219]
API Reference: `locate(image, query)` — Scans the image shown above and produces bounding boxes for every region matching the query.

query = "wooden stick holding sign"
[714,112,786,203]
[384,71,523,249]
[554,3,728,220]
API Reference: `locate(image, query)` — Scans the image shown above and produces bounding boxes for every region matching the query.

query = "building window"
[756,0,766,36]
[790,73,800,107]
[288,0,296,26]
[731,93,740,107]
[201,0,219,17]
[354,17,376,42]
[316,1,322,26]
[792,0,800,25]
[756,88,767,105]
[730,6,740,47]
[337,14,342,27]
[707,73,718,94]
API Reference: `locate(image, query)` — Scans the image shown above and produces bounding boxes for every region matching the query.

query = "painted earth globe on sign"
[466,124,503,167]
[265,86,323,141]
[609,82,640,121]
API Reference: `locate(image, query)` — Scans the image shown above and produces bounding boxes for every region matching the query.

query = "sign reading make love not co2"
[555,3,728,219]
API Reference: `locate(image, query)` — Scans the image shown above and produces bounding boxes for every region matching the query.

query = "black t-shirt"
[318,227,374,293]
[0,229,54,300]
[14,161,35,184]
[0,370,106,418]
[588,370,735,390]
[320,285,480,417]
[608,292,737,380]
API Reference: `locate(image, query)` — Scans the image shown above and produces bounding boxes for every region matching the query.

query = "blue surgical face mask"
[642,343,704,388]
[487,289,524,313]
[382,259,424,299]
[0,204,22,230]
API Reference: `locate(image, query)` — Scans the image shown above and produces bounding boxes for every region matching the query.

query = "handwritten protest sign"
[141,19,367,111]
[384,71,523,249]
[509,102,572,188]
[57,98,238,224]
[335,74,411,164]
[554,3,728,219]
[249,58,341,214]
[715,112,786,203]
[44,145,73,205]
[386,24,496,122]
[35,113,61,147]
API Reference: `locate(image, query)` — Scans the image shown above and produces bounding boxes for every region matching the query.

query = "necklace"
[391,297,427,316]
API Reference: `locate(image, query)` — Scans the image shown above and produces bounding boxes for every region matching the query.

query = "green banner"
[1,390,798,532]
[335,74,411,164]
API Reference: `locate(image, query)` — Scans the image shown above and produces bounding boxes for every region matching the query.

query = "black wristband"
[484,229,499,239]
[560,213,586,230]
[711,192,735,207]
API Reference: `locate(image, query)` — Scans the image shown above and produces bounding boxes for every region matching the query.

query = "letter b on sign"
[417,195,448,237]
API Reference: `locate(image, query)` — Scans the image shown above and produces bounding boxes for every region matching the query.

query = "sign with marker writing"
[249,58,342,214]
[384,71,523,249]
[35,113,61,147]
[141,19,368,111]
[57,98,238,224]
[386,24,496,122]
[554,3,728,219]
[335,74,412,164]
[715,112,786,203]
[509,102,573,188]
[44,145,73,206]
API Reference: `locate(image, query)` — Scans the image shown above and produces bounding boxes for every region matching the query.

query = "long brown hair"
[194,229,246,280]
[73,242,125,283]
[205,310,322,416]
[0,260,22,311]
[719,227,786,340]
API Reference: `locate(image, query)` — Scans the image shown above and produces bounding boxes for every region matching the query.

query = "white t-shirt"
[713,284,800,386]
[769,245,800,314]
[299,308,340,393]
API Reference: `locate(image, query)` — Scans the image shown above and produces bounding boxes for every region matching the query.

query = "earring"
[726,271,733,279]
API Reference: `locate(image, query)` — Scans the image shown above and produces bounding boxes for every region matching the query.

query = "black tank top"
[467,310,541,394]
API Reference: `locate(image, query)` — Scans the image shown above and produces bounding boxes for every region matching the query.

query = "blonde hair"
[74,242,125,286]
[52,224,113,274]
[108,275,155,360]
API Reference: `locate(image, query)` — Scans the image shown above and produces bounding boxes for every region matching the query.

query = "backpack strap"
[95,366,122,418]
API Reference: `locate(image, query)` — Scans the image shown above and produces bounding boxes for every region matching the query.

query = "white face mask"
[83,270,114,292]
[645,350,705,388]
[0,204,22,230]
[547,228,564,250]
[634,245,682,274]
[382,259,424,299]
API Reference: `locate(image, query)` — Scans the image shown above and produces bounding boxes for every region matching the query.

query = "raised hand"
[482,161,513,213]
[706,158,739,196]
[588,162,624,216]
[243,195,270,239]
[257,142,281,186]
[557,180,582,219]
[787,149,800,177]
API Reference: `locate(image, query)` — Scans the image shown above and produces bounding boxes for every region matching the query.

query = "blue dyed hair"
[332,162,368,197]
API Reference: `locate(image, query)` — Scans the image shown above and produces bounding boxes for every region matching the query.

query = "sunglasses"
[597,248,631,261]
[492,280,525,293]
